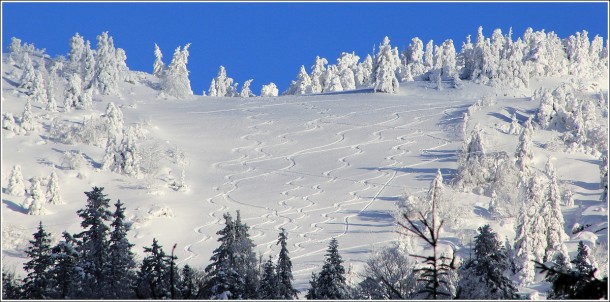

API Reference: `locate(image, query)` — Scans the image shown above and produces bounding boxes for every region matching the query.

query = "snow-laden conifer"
[45,76,58,112]
[24,177,46,215]
[276,228,299,299]
[21,98,35,133]
[64,73,82,112]
[305,238,348,299]
[207,65,237,97]
[92,32,120,96]
[7,164,26,196]
[47,232,82,299]
[19,53,36,90]
[160,43,193,98]
[82,40,95,88]
[240,79,255,97]
[46,170,62,205]
[68,33,85,75]
[108,199,136,299]
[153,43,165,77]
[371,36,399,93]
[310,56,328,93]
[284,65,312,95]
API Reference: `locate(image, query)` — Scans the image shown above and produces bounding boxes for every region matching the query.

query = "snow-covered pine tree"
[337,52,359,91]
[64,73,82,112]
[513,205,536,285]
[162,44,193,98]
[207,65,237,97]
[153,43,165,77]
[260,82,279,97]
[108,199,136,299]
[284,65,312,95]
[20,98,35,133]
[258,256,279,299]
[542,160,569,262]
[134,238,173,299]
[515,117,534,187]
[19,53,36,90]
[508,112,520,134]
[240,79,256,97]
[47,232,83,299]
[456,225,518,299]
[92,32,120,96]
[563,189,575,207]
[74,187,113,298]
[7,164,26,196]
[68,33,85,76]
[371,36,399,93]
[45,76,58,112]
[306,238,349,299]
[276,227,299,299]
[82,40,95,88]
[2,112,17,132]
[112,126,141,177]
[310,56,328,93]
[424,40,434,70]
[203,213,240,299]
[104,102,124,139]
[440,39,458,80]
[8,37,23,66]
[76,88,93,110]
[31,69,47,104]
[24,177,47,215]
[355,54,373,87]
[21,222,53,299]
[46,170,62,205]
[323,65,344,92]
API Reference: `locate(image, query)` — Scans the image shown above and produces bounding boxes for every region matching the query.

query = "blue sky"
[2,2,608,95]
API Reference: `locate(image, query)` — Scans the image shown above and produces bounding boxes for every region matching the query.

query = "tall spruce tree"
[74,187,113,298]
[305,238,349,299]
[203,213,240,299]
[22,222,53,299]
[258,256,279,299]
[134,238,173,299]
[276,227,299,299]
[48,232,83,299]
[233,210,260,299]
[108,199,136,299]
[2,269,22,299]
[456,225,518,299]
[179,265,198,299]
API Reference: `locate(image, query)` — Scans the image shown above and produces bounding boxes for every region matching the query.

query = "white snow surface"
[1,56,608,295]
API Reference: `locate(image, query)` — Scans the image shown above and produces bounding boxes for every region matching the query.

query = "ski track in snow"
[181,97,467,266]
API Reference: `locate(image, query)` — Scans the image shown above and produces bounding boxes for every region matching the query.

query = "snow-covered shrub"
[260,82,278,97]
[60,150,90,170]
[2,112,17,132]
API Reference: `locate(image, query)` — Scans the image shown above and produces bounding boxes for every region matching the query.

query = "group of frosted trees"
[6,164,62,216]
[280,26,607,95]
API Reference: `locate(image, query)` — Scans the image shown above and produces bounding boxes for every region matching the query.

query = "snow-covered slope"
[1,55,607,295]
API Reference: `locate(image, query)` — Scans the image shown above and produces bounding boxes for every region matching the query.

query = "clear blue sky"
[2,2,608,95]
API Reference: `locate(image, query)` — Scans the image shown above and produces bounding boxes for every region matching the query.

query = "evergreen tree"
[233,210,259,299]
[276,227,299,299]
[74,187,113,298]
[24,177,46,215]
[203,213,240,299]
[48,232,83,299]
[306,238,349,299]
[22,222,53,299]
[64,73,82,112]
[45,75,58,112]
[240,79,256,97]
[7,164,26,196]
[92,31,120,96]
[104,101,124,139]
[153,43,165,77]
[371,36,400,93]
[162,44,193,98]
[572,241,595,276]
[515,117,534,187]
[20,98,35,133]
[111,126,141,177]
[258,256,279,299]
[260,82,279,97]
[600,153,608,202]
[108,199,136,299]
[179,265,199,299]
[456,225,518,299]
[68,33,85,76]
[19,53,36,90]
[135,238,173,299]
[284,65,312,95]
[46,170,63,205]
[563,189,575,207]
[542,160,569,262]
[2,269,22,299]
[30,69,47,104]
[82,40,96,88]
[310,56,328,93]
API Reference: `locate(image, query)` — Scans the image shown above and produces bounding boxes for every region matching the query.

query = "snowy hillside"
[1,30,608,299]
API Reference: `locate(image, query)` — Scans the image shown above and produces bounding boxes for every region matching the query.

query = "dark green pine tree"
[203,212,239,299]
[276,227,299,299]
[306,238,349,299]
[134,238,172,299]
[258,255,279,299]
[546,252,573,299]
[2,268,22,299]
[108,199,136,299]
[179,264,198,299]
[48,232,83,299]
[22,222,53,299]
[456,224,518,299]
[305,272,319,300]
[74,187,113,298]
[234,210,260,299]
[571,241,595,275]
